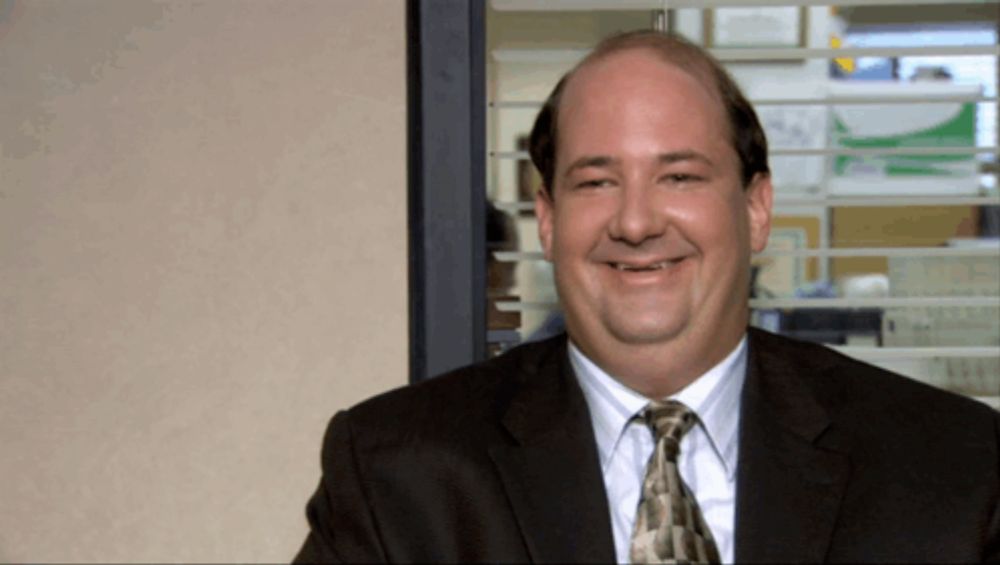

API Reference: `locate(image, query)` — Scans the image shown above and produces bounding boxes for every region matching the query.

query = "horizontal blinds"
[494,196,1000,212]
[485,1,999,404]
[492,0,999,9]
[494,146,998,158]
[494,95,998,107]
[495,246,1000,261]
[492,45,1000,63]
[495,297,1000,312]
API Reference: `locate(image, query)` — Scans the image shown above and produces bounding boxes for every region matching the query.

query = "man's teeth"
[612,260,677,271]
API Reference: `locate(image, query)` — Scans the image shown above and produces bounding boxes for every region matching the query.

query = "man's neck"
[569,323,748,399]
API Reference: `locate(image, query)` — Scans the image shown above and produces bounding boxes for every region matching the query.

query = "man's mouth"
[608,258,684,272]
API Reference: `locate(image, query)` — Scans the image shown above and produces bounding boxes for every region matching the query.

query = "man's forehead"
[557,48,723,120]
[549,48,740,183]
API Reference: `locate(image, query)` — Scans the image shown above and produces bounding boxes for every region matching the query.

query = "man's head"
[530,31,773,395]
[529,31,770,193]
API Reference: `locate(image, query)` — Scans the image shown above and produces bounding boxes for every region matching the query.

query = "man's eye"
[576,179,612,189]
[660,173,702,184]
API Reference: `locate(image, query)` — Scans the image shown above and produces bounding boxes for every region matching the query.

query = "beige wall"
[0,1,407,561]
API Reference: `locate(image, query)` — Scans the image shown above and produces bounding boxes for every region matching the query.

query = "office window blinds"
[484,0,1000,409]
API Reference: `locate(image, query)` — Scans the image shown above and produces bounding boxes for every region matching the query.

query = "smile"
[609,259,683,272]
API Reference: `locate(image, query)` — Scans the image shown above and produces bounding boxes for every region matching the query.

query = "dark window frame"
[407,0,487,383]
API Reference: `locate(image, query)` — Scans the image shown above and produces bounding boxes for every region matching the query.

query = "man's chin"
[604,317,687,347]
[561,302,690,350]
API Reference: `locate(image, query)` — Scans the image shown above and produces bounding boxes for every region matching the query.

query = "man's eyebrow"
[657,150,715,167]
[563,151,715,177]
[563,155,618,177]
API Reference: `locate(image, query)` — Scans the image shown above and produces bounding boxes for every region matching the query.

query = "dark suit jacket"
[295,329,1000,563]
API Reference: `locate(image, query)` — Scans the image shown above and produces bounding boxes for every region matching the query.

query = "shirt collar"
[570,336,748,481]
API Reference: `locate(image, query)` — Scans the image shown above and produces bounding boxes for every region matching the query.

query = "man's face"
[535,49,772,364]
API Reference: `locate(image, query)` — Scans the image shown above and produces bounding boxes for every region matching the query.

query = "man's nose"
[607,184,665,245]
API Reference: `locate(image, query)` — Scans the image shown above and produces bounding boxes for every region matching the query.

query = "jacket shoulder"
[749,327,998,428]
[339,335,567,445]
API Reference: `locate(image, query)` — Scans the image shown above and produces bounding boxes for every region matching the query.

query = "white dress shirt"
[569,337,748,564]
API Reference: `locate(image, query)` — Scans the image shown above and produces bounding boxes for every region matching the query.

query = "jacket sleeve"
[985,411,1000,563]
[293,411,387,564]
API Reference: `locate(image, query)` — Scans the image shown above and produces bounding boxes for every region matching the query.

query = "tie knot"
[643,400,696,458]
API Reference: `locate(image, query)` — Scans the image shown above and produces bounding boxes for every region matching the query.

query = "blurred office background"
[1,0,997,562]
[479,1,1000,411]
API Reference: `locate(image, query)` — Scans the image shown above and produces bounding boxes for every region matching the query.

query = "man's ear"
[535,187,555,261]
[746,173,773,254]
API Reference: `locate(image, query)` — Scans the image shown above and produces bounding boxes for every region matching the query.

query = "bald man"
[295,31,1000,564]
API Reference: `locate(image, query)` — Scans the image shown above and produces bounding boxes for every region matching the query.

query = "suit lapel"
[734,329,851,563]
[488,337,616,564]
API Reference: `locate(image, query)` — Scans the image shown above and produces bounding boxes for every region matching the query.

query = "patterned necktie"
[629,400,721,564]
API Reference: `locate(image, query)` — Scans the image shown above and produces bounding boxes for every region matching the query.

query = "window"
[483,1,1000,408]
